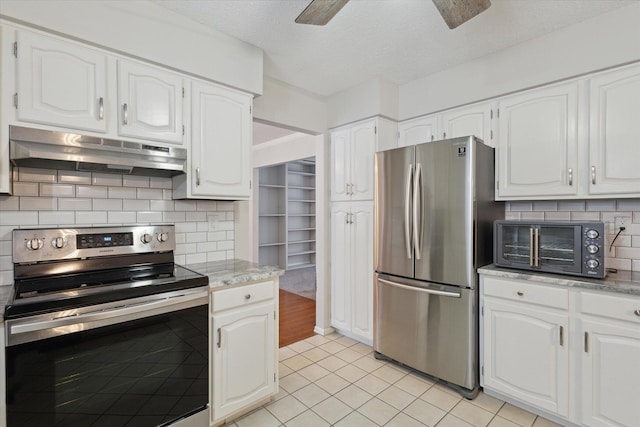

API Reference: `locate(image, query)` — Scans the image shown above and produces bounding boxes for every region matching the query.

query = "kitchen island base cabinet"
[209,280,278,426]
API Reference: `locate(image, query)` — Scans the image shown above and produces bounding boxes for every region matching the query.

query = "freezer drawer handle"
[378,278,461,298]
[413,162,423,260]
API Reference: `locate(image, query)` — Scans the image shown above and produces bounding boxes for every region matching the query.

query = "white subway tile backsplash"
[543,211,571,221]
[570,212,600,221]
[217,241,234,251]
[0,196,20,210]
[92,173,122,187]
[0,256,12,272]
[520,212,544,220]
[18,167,57,183]
[504,212,520,220]
[196,222,209,232]
[20,197,57,211]
[616,199,640,211]
[207,252,226,262]
[136,211,163,223]
[557,201,585,211]
[208,231,227,241]
[40,183,75,197]
[186,233,207,243]
[175,233,186,244]
[108,187,137,199]
[58,170,92,184]
[197,200,217,211]
[108,211,137,224]
[632,236,640,248]
[176,222,197,233]
[605,257,632,271]
[75,211,108,224]
[187,253,207,264]
[12,182,39,196]
[174,255,186,265]
[635,212,640,223]
[226,231,234,240]
[138,188,164,200]
[616,247,640,260]
[0,226,15,240]
[123,176,150,188]
[93,199,123,211]
[150,177,173,189]
[226,212,235,221]
[175,243,197,255]
[58,198,93,211]
[586,200,616,212]
[507,201,532,212]
[186,211,207,222]
[150,200,174,211]
[532,201,557,212]
[217,202,234,212]
[225,250,234,259]
[163,189,173,200]
[0,241,12,257]
[197,242,217,252]
[77,185,108,199]
[163,211,186,223]
[175,200,197,211]
[38,211,75,225]
[123,199,150,211]
[633,260,640,272]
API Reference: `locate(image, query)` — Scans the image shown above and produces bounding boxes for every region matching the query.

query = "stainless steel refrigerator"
[373,136,502,398]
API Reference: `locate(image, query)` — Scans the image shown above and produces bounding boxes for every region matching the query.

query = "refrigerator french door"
[374,136,500,397]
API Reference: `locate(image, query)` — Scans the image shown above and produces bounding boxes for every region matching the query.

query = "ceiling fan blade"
[432,0,491,29]
[295,0,350,26]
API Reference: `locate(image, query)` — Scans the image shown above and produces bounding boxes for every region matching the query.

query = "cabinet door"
[497,83,579,199]
[350,121,376,200]
[191,81,252,199]
[483,299,569,416]
[350,203,374,342]
[398,115,439,147]
[589,65,640,197]
[442,103,494,146]
[581,319,640,427]
[330,129,351,201]
[330,205,351,332]
[211,301,276,423]
[16,30,107,133]
[117,60,184,144]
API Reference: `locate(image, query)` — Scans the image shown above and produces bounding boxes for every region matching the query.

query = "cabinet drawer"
[211,281,274,312]
[483,277,569,310]
[580,291,640,324]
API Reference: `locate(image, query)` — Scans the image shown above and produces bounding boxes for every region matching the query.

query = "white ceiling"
[153,0,634,98]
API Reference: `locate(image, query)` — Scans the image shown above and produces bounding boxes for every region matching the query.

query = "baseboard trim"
[313,325,335,336]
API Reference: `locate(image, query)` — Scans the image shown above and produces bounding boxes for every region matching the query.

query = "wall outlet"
[614,216,630,230]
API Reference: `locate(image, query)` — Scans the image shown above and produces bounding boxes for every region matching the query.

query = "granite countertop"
[479,264,640,297]
[186,259,284,290]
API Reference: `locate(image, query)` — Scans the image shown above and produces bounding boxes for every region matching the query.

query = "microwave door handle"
[529,227,534,266]
[533,228,540,267]
[413,162,423,260]
[405,164,413,259]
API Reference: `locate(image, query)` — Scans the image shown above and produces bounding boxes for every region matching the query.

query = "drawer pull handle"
[634,309,640,317]
[559,326,564,346]
[516,291,524,297]
[217,328,221,348]
[584,331,589,353]
[245,294,251,300]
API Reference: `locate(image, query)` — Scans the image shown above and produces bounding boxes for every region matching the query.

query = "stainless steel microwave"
[494,220,605,278]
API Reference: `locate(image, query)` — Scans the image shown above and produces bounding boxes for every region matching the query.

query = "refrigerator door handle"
[413,162,423,260]
[378,278,461,298]
[404,164,413,259]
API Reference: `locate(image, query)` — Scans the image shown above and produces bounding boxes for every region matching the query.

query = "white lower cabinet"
[210,280,278,425]
[482,277,569,417]
[481,274,640,427]
[579,292,640,427]
[330,202,374,343]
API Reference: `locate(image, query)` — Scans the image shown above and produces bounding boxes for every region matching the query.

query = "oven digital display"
[77,232,134,249]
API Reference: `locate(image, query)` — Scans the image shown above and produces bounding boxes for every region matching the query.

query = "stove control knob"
[157,232,169,243]
[587,259,600,269]
[587,244,599,254]
[141,233,153,244]
[26,238,44,251]
[51,237,67,249]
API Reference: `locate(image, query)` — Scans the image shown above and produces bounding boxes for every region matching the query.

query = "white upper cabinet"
[117,60,184,145]
[330,119,377,201]
[441,102,494,145]
[175,80,252,200]
[496,82,579,199]
[15,30,108,133]
[588,64,640,197]
[398,115,439,147]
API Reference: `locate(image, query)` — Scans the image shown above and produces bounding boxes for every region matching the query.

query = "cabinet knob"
[634,309,640,317]
[591,166,596,185]
[568,168,573,186]
[516,291,524,297]
[98,97,104,120]
[245,294,251,300]
[123,103,129,125]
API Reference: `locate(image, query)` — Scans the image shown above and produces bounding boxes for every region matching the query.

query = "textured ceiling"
[153,0,635,98]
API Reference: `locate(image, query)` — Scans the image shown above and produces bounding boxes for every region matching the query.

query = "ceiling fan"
[295,0,491,29]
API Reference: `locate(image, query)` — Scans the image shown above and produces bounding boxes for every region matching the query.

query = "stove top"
[6,225,209,319]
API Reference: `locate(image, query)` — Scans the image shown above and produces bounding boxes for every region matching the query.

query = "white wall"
[399,3,640,120]
[326,78,399,128]
[253,77,327,135]
[0,0,263,95]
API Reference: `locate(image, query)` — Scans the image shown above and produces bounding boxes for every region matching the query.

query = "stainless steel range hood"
[9,126,186,177]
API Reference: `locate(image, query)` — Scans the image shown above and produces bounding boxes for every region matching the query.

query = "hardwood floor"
[279,289,316,347]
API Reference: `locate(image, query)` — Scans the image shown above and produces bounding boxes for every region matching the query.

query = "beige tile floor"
[227,333,563,427]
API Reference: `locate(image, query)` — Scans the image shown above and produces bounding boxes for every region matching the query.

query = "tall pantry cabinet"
[329,117,396,344]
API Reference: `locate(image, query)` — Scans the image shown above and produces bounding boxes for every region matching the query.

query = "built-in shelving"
[258,157,316,270]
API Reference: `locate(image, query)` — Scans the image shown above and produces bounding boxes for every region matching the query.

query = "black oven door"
[5,290,208,427]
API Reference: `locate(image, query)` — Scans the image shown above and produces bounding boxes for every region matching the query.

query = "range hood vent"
[9,126,186,177]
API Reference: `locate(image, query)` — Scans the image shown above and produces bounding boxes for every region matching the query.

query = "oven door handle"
[6,290,208,346]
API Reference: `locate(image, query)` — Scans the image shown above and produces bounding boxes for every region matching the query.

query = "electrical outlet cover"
[614,216,630,230]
